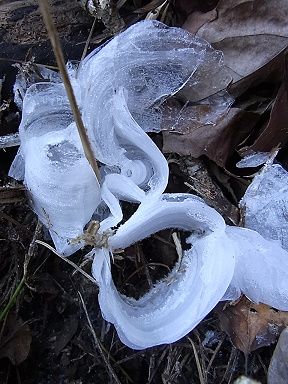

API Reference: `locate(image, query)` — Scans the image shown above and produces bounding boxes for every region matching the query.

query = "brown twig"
[36,240,97,285]
[188,337,206,384]
[38,0,101,181]
[80,17,97,62]
[78,292,122,384]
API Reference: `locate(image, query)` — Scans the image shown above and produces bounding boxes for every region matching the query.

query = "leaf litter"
[1,0,288,383]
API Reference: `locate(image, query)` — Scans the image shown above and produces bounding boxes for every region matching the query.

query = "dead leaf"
[242,82,288,154]
[28,273,59,296]
[0,313,32,365]
[229,47,287,98]
[178,156,239,224]
[268,327,288,384]
[216,296,288,354]
[196,1,288,43]
[174,0,219,18]
[54,315,78,356]
[182,10,217,35]
[133,0,168,14]
[186,0,288,91]
[213,35,288,81]
[163,108,259,167]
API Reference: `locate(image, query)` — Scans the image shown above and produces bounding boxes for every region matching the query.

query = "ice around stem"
[9,83,100,255]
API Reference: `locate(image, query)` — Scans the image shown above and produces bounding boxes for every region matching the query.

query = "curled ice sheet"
[12,20,288,351]
[11,20,229,255]
[224,227,288,311]
[236,152,270,168]
[76,20,222,164]
[93,194,236,349]
[240,163,288,251]
[99,88,169,231]
[13,63,61,110]
[11,83,100,255]
[0,133,20,149]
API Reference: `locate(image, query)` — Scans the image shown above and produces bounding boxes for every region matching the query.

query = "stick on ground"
[38,0,101,181]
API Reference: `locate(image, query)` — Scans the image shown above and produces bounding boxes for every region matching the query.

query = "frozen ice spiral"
[9,20,288,350]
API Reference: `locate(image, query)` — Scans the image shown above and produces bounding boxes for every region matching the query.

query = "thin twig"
[206,336,225,375]
[80,17,97,62]
[0,221,42,322]
[38,0,101,181]
[78,292,122,384]
[188,337,206,384]
[0,57,58,70]
[36,240,97,285]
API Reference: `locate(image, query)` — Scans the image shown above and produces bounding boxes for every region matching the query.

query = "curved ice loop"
[76,20,217,165]
[9,82,100,256]
[74,21,230,225]
[92,194,236,349]
[99,87,169,231]
[223,227,288,311]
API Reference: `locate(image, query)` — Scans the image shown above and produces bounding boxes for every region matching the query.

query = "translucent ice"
[94,191,288,349]
[236,152,270,168]
[240,163,288,251]
[9,20,288,350]
[76,20,225,163]
[93,194,236,349]
[9,83,100,255]
[224,227,288,310]
[11,20,230,255]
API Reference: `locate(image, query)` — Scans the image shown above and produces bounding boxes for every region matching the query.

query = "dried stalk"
[38,0,101,181]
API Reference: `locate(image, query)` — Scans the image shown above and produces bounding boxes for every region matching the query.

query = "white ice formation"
[240,163,288,251]
[9,21,288,350]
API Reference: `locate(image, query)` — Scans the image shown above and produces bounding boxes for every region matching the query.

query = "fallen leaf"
[133,0,168,14]
[53,315,78,356]
[182,9,217,35]
[194,0,288,82]
[0,313,32,365]
[174,0,219,17]
[28,273,59,296]
[216,296,288,354]
[177,156,239,224]
[242,82,288,154]
[229,47,287,98]
[163,108,259,167]
[268,327,288,384]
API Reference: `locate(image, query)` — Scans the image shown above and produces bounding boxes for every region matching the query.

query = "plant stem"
[0,277,25,322]
[38,0,101,182]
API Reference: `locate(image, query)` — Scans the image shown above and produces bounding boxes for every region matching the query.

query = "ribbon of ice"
[10,21,288,350]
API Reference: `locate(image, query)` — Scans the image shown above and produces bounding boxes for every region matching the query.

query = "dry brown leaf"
[0,313,32,365]
[268,327,288,384]
[216,296,288,354]
[241,82,288,154]
[182,10,217,35]
[178,156,239,224]
[194,0,288,80]
[54,315,78,356]
[133,0,167,14]
[163,107,259,167]
[182,0,288,96]
[174,0,219,16]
